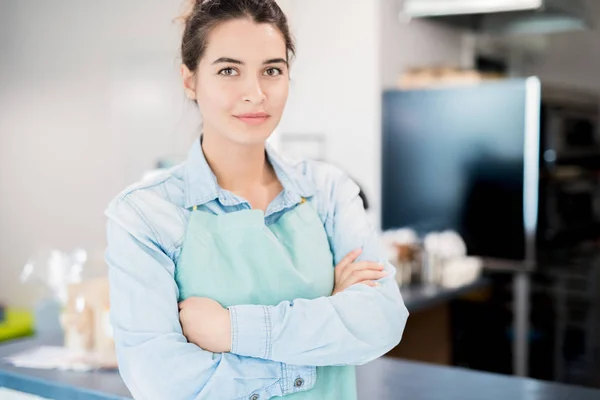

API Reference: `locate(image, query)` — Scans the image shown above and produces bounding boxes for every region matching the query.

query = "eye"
[264,67,283,77]
[218,68,239,77]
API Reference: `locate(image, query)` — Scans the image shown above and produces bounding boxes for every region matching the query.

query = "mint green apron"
[175,199,356,399]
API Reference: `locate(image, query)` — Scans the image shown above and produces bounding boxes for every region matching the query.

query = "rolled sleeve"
[229,304,271,359]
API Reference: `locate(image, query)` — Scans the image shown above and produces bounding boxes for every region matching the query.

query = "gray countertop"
[356,356,600,400]
[0,337,128,400]
[3,335,600,400]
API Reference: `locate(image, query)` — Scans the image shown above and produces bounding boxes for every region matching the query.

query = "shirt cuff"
[229,304,272,359]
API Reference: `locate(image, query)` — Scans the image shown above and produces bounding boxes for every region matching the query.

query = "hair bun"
[176,0,202,24]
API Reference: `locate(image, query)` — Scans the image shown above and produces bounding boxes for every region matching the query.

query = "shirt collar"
[183,138,316,209]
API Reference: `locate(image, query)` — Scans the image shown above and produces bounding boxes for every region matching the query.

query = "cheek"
[197,80,239,115]
[267,81,289,109]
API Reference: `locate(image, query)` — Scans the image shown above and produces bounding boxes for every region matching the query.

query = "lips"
[235,112,270,118]
[234,112,271,125]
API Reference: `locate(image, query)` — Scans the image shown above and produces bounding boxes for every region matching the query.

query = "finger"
[340,261,385,281]
[332,280,380,296]
[344,269,388,286]
[352,261,386,271]
[335,248,362,271]
[361,281,382,288]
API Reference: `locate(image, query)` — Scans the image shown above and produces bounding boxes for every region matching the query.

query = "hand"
[178,297,232,353]
[332,248,388,295]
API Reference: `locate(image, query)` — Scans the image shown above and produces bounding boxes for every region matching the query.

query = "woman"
[105,1,408,399]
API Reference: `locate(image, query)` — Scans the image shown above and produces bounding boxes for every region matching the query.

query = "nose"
[242,76,266,105]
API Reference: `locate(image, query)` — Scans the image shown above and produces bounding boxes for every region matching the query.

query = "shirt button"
[294,377,304,388]
[249,394,259,400]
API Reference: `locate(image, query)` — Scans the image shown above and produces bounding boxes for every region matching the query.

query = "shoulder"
[283,157,369,248]
[105,164,189,253]
[278,154,361,218]
[295,158,361,203]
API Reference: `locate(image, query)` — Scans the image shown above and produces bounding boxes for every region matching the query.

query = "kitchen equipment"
[382,77,541,265]
[402,0,592,36]
[59,277,116,369]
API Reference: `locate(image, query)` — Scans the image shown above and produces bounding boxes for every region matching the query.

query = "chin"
[229,123,276,145]
[239,130,272,146]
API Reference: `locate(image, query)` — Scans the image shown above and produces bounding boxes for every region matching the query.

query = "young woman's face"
[182,18,290,146]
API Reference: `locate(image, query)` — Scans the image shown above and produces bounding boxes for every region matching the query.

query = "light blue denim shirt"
[105,138,409,400]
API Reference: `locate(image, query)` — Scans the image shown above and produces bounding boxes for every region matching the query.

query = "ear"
[180,64,197,100]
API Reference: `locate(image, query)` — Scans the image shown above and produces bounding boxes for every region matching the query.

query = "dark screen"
[382,80,530,260]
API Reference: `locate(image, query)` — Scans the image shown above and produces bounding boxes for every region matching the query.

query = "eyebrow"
[212,57,288,66]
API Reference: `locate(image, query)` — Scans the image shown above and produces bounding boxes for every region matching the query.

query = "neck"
[201,132,273,192]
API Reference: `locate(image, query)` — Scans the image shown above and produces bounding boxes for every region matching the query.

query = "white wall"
[380,0,468,89]
[0,0,195,307]
[277,0,383,221]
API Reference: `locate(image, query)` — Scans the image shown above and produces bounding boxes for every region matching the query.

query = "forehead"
[203,18,287,63]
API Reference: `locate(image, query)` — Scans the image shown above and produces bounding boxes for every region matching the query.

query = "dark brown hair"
[180,0,295,72]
